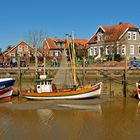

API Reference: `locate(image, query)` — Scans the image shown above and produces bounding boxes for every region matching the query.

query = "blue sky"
[0,0,140,51]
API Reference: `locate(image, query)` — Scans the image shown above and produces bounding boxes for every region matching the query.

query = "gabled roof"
[3,41,34,55]
[88,23,138,44]
[45,38,58,49]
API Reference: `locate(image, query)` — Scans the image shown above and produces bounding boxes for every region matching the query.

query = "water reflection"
[57,103,102,112]
[0,97,140,140]
[37,109,53,126]
[136,101,140,115]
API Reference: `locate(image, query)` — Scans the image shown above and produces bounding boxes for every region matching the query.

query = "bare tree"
[25,30,46,48]
[25,30,46,74]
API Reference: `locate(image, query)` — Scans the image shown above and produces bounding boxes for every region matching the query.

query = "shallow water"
[0,96,140,140]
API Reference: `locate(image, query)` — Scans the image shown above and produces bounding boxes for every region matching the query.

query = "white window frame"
[54,51,59,57]
[138,45,140,55]
[133,32,136,40]
[128,32,131,40]
[105,46,109,55]
[94,47,97,56]
[89,47,94,56]
[130,45,134,55]
[121,45,126,55]
[18,45,22,52]
[97,33,103,41]
[116,47,120,54]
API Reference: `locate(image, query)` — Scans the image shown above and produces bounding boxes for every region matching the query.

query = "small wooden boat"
[20,77,102,100]
[0,78,15,101]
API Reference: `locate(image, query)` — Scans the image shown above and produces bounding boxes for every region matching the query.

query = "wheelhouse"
[36,79,53,93]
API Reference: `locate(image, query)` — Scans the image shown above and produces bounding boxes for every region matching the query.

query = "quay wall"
[0,67,139,97]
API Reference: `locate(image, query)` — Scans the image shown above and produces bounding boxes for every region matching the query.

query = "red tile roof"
[74,39,89,49]
[45,38,58,49]
[18,41,29,46]
[45,38,88,49]
[74,39,87,46]
[88,23,137,43]
[53,38,65,43]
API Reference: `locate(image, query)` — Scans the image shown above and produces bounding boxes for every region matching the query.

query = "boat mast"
[71,31,77,85]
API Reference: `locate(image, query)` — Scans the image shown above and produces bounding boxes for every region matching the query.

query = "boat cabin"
[36,75,53,93]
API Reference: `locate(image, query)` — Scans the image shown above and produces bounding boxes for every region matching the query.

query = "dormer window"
[128,32,131,40]
[98,33,103,41]
[133,32,136,40]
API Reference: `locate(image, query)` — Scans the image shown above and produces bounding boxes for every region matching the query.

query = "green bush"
[114,54,124,62]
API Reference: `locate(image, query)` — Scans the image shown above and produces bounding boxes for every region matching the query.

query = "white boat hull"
[21,82,102,100]
[0,89,13,99]
[0,78,15,100]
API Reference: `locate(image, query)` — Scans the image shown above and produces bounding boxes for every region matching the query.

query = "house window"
[138,45,140,55]
[56,43,61,48]
[89,47,94,56]
[128,32,131,40]
[23,46,28,52]
[54,51,61,56]
[117,47,120,54]
[58,51,61,56]
[10,53,15,56]
[97,33,103,41]
[18,45,22,52]
[121,45,126,55]
[130,45,134,55]
[133,32,136,40]
[94,47,97,56]
[106,47,109,55]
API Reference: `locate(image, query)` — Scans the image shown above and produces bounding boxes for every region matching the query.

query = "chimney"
[119,22,123,25]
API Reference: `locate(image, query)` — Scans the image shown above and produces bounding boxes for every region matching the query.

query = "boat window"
[41,82,44,85]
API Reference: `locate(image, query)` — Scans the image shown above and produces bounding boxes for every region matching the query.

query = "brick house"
[87,22,140,61]
[3,41,35,66]
[41,37,88,61]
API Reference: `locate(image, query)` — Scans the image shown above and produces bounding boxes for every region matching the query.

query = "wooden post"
[123,70,127,97]
[123,54,127,97]
[43,56,46,75]
[18,55,21,92]
[82,57,85,86]
[35,47,38,78]
[109,73,112,96]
